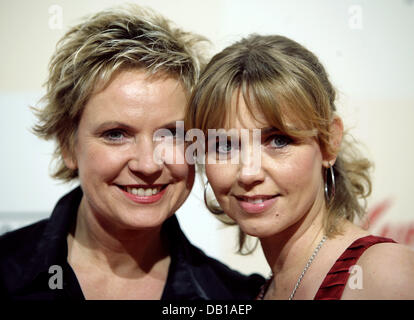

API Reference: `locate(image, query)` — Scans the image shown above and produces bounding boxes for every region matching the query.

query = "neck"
[67,196,169,277]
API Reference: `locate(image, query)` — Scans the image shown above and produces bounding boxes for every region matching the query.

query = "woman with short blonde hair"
[0,6,264,300]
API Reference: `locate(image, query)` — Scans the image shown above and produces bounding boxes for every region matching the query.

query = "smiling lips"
[235,194,279,214]
[118,184,168,204]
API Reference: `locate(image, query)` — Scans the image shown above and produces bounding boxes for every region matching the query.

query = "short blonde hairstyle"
[186,34,372,253]
[33,4,207,181]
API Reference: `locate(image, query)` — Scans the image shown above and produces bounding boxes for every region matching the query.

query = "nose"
[237,164,265,188]
[237,142,265,188]
[128,136,163,177]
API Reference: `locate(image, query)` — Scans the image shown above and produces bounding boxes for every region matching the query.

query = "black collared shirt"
[0,187,264,300]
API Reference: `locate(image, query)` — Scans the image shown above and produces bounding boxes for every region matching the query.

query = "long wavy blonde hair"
[186,34,372,253]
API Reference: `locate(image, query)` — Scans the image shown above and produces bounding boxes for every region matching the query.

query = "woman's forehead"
[224,110,268,131]
[221,90,269,129]
[222,90,292,131]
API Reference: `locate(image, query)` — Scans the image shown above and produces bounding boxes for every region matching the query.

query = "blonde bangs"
[239,78,320,140]
[191,74,326,142]
[191,65,331,147]
[188,64,237,133]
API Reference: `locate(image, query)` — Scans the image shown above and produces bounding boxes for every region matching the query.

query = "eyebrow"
[94,121,135,132]
[206,127,281,141]
[163,120,184,128]
[95,120,184,132]
[260,127,281,136]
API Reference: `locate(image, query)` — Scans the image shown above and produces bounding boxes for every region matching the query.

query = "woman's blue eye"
[268,135,291,148]
[103,130,125,142]
[216,140,233,154]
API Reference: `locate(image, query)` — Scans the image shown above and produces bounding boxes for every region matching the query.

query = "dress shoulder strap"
[314,235,396,300]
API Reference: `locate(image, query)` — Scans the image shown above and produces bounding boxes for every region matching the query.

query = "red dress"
[314,235,396,300]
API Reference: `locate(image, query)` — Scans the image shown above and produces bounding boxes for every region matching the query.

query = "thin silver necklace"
[258,235,327,300]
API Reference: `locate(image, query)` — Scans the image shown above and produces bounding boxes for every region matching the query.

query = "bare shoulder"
[342,242,414,299]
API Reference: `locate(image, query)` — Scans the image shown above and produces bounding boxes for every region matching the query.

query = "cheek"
[168,163,195,190]
[167,163,195,214]
[205,163,235,199]
[76,144,127,182]
[156,141,185,166]
[277,146,322,193]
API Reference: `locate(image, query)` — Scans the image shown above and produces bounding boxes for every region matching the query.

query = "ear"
[62,144,78,170]
[322,115,343,168]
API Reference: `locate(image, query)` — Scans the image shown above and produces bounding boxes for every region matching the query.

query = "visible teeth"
[248,198,264,204]
[126,186,162,196]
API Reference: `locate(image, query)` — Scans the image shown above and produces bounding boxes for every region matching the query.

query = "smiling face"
[205,92,329,239]
[64,69,194,231]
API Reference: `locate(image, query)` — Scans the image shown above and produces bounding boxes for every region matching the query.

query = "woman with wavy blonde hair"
[186,34,414,299]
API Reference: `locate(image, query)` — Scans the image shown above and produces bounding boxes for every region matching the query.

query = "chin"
[115,209,171,231]
[237,216,290,239]
[237,221,273,238]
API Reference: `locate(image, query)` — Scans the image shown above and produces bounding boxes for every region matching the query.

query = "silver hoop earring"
[203,180,210,208]
[324,163,335,205]
[203,180,223,214]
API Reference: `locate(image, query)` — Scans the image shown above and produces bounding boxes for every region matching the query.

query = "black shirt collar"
[15,187,82,298]
[15,186,216,299]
